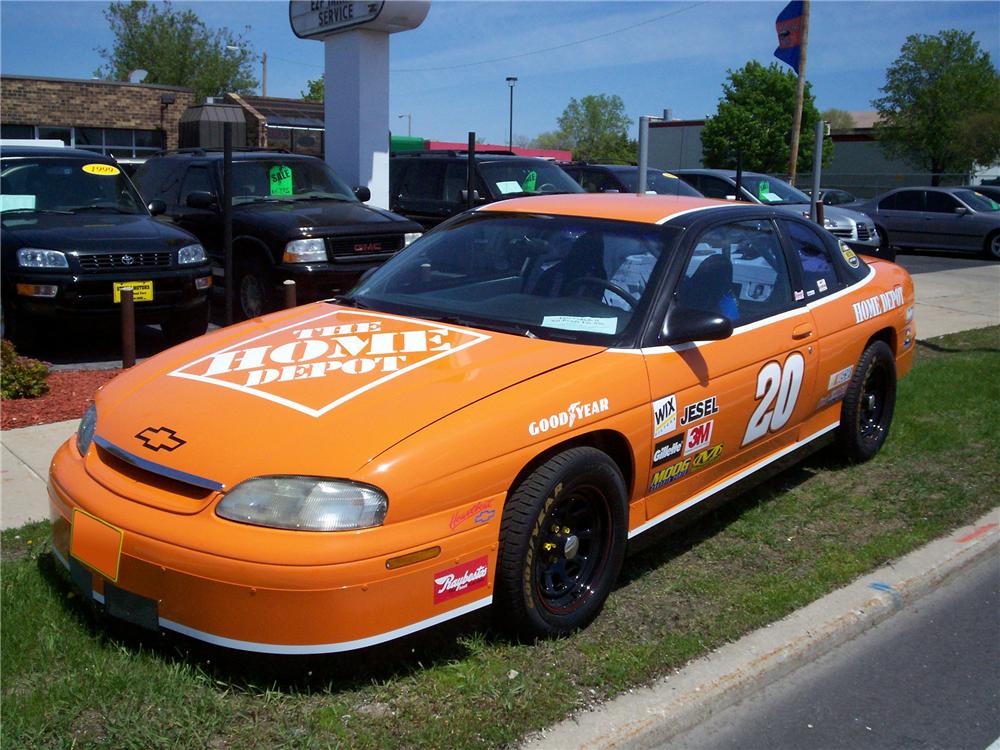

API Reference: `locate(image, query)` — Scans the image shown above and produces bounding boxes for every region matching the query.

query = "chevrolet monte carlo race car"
[49,194,915,653]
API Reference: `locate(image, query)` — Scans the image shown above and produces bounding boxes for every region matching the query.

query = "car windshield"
[229,159,356,205]
[740,174,811,205]
[0,156,145,215]
[956,189,1000,212]
[345,213,678,346]
[478,161,583,198]
[616,170,703,196]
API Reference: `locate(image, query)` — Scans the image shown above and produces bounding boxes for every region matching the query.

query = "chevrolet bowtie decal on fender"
[134,426,187,452]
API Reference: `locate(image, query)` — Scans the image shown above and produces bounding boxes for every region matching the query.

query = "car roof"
[477,193,729,224]
[671,168,768,179]
[150,150,320,162]
[0,145,116,161]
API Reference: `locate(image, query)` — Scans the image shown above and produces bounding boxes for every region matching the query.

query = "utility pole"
[506,76,517,151]
[787,0,810,185]
[262,51,268,97]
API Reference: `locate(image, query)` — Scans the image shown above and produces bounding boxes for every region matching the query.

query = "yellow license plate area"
[113,280,153,302]
[70,509,124,582]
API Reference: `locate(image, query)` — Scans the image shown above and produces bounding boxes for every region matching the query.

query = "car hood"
[234,200,422,236]
[1,212,195,250]
[91,303,602,492]
[824,205,875,225]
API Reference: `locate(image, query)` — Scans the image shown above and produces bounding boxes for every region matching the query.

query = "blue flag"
[774,0,804,75]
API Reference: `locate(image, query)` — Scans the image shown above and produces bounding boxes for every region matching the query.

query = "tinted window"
[397,161,446,201]
[229,158,355,204]
[0,157,145,215]
[697,175,735,200]
[180,165,214,205]
[739,175,810,205]
[615,170,701,196]
[784,220,841,299]
[676,219,792,325]
[134,158,185,205]
[884,190,922,211]
[954,189,999,212]
[924,191,960,213]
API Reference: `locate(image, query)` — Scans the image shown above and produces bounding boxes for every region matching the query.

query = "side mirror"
[147,199,166,216]
[185,191,217,210]
[354,186,371,202]
[955,206,971,215]
[661,305,734,344]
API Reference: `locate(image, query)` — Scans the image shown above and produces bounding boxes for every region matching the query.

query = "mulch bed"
[1,370,120,430]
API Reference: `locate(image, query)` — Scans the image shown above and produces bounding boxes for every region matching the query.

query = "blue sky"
[2,1,997,145]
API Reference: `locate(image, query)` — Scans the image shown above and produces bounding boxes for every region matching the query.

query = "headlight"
[17,248,68,269]
[404,232,422,247]
[216,476,388,531]
[177,243,207,265]
[823,218,836,229]
[283,239,327,263]
[77,404,97,456]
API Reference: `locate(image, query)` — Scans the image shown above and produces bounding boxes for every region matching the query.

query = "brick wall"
[0,76,196,151]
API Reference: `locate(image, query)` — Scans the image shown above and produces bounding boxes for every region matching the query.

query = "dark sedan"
[851,187,1000,259]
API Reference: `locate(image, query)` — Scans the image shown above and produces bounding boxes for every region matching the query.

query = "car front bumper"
[48,440,499,654]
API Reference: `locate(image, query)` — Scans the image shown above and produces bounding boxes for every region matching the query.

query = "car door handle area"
[792,323,814,340]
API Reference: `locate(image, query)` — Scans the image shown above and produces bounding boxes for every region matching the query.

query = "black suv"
[135,150,424,319]
[1,146,212,344]
[561,163,703,197]
[389,152,583,229]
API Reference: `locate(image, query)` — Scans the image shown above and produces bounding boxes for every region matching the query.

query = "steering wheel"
[563,277,639,309]
[538,182,558,193]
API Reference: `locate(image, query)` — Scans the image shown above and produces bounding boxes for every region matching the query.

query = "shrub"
[1,339,50,399]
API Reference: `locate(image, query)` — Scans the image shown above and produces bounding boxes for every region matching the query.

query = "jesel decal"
[433,556,489,604]
[529,398,610,436]
[168,310,490,417]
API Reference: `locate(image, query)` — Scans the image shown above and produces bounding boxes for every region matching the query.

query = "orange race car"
[49,194,915,653]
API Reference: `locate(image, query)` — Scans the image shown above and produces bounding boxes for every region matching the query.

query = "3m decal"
[684,419,714,456]
[852,286,904,324]
[528,398,610,436]
[169,311,490,417]
[743,352,805,446]
[681,396,719,426]
[827,365,853,391]
[449,500,495,530]
[652,435,684,467]
[433,556,489,604]
[652,394,677,438]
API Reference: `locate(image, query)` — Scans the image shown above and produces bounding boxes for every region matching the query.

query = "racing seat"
[676,252,738,320]
[533,232,606,298]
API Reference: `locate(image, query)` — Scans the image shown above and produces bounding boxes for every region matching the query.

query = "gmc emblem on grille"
[353,242,382,253]
[135,427,186,452]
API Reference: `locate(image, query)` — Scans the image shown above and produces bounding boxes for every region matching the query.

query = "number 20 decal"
[742,352,805,446]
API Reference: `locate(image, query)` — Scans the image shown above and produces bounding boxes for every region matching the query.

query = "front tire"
[836,340,897,462]
[494,447,627,640]
[985,231,1000,261]
[235,260,273,321]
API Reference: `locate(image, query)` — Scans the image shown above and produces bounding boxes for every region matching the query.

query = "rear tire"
[494,447,627,640]
[161,303,209,344]
[985,232,1000,261]
[836,340,897,463]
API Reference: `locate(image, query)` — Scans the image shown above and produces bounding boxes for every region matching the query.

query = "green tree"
[552,94,634,162]
[701,61,830,177]
[821,108,856,131]
[872,30,1000,185]
[95,1,257,100]
[302,75,324,102]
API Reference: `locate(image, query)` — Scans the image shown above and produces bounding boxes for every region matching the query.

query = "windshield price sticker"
[541,316,618,334]
[82,163,120,176]
[495,181,522,195]
[269,165,294,196]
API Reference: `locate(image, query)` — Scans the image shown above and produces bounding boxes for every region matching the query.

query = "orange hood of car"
[92,303,602,489]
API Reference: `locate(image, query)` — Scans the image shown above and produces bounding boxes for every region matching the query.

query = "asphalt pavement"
[662,550,1000,750]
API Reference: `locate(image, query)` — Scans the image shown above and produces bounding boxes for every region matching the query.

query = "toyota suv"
[135,150,423,319]
[1,146,212,344]
[390,152,583,229]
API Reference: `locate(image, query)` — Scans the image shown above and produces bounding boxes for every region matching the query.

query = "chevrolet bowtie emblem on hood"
[135,426,186,452]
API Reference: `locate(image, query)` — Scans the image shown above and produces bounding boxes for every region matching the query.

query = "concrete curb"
[523,507,1000,750]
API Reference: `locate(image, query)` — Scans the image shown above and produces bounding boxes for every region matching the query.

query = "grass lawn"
[3,326,998,749]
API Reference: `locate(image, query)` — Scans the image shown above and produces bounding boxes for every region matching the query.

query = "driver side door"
[641,218,819,521]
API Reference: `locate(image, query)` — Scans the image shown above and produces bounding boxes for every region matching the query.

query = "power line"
[390,2,705,73]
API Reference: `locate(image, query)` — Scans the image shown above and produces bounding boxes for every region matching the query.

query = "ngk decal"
[433,556,489,604]
[169,310,489,417]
